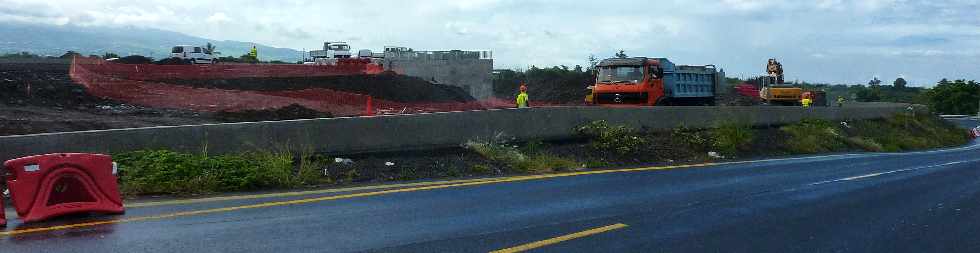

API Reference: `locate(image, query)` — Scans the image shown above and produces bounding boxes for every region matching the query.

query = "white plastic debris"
[707,151,724,159]
[385,162,395,166]
[334,158,354,164]
[840,121,850,128]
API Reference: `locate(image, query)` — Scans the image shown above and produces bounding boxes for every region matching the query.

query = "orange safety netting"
[69,57,527,117]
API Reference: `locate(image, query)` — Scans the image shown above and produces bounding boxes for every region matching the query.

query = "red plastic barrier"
[1,194,6,226]
[4,153,124,223]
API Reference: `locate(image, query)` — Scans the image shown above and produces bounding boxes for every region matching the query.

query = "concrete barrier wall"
[384,58,493,99]
[0,104,910,161]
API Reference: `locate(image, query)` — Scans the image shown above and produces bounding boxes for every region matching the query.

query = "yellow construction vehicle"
[758,59,803,105]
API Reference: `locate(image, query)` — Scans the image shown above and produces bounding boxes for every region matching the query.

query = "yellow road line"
[127,162,719,209]
[490,223,629,253]
[0,163,712,237]
[126,177,505,208]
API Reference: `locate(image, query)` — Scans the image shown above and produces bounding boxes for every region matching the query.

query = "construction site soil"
[321,127,792,186]
[160,72,475,103]
[0,62,214,135]
[1,62,404,135]
[3,60,758,137]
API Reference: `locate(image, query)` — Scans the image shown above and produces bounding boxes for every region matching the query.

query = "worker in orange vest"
[516,83,529,108]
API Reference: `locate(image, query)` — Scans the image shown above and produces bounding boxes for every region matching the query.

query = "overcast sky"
[2,0,979,86]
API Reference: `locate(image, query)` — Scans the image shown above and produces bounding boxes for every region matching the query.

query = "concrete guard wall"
[384,58,493,99]
[0,104,910,161]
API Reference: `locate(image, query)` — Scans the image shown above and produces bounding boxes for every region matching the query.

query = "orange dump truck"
[587,57,723,106]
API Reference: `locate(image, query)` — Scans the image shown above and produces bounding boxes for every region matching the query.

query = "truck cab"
[589,57,719,106]
[590,57,665,105]
[170,45,215,64]
[310,42,351,60]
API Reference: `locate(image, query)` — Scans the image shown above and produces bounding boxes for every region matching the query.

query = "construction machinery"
[587,56,723,106]
[758,58,803,105]
[305,42,353,65]
[169,45,216,64]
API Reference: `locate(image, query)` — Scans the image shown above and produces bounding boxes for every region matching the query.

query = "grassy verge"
[780,113,969,154]
[112,114,969,196]
[464,139,579,173]
[114,150,328,196]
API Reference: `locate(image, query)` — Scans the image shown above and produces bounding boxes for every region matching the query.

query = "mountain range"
[0,22,303,62]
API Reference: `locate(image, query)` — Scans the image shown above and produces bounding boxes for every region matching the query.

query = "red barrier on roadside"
[4,153,124,223]
[1,195,6,226]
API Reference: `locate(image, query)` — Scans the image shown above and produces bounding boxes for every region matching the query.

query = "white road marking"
[808,159,980,186]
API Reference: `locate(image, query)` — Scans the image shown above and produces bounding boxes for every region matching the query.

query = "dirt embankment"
[161,72,476,103]
[0,61,484,136]
[1,62,111,108]
[0,62,342,136]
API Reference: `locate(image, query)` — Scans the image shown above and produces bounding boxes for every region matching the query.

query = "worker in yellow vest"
[516,83,529,108]
[802,97,813,108]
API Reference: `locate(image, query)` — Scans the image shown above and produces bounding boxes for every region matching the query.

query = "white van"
[170,45,215,64]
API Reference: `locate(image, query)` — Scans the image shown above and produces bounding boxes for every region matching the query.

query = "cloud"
[275,27,312,40]
[205,12,231,23]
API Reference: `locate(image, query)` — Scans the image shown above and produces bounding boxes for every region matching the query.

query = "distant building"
[382,47,494,99]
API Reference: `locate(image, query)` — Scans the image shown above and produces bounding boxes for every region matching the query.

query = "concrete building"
[382,47,494,99]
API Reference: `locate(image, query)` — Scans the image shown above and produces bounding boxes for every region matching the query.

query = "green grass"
[846,113,969,152]
[114,149,328,196]
[465,140,579,173]
[576,120,650,156]
[780,119,847,154]
[777,114,969,154]
[711,121,754,156]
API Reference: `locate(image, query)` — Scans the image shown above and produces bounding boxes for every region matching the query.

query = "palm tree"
[205,42,221,55]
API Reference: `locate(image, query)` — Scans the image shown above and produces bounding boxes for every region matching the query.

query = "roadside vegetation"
[112,113,969,196]
[114,149,327,196]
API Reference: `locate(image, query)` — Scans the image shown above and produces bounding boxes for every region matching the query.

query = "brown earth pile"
[161,72,476,103]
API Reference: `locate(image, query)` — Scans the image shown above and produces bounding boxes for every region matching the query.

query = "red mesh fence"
[73,57,383,81]
[69,57,531,117]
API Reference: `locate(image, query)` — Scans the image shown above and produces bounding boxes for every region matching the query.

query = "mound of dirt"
[162,73,475,103]
[214,104,332,122]
[0,62,113,108]
[492,69,592,104]
[154,57,186,65]
[112,55,154,64]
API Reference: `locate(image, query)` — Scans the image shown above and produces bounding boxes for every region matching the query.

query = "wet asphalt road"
[2,119,979,252]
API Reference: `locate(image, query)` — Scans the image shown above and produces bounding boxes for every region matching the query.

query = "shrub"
[576,120,649,156]
[114,149,327,195]
[843,137,884,152]
[465,140,578,173]
[712,121,754,155]
[672,126,712,152]
[847,113,969,152]
[780,119,846,154]
[464,140,526,166]
[516,154,579,173]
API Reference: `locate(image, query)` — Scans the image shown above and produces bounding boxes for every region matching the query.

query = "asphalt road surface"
[2,120,979,252]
